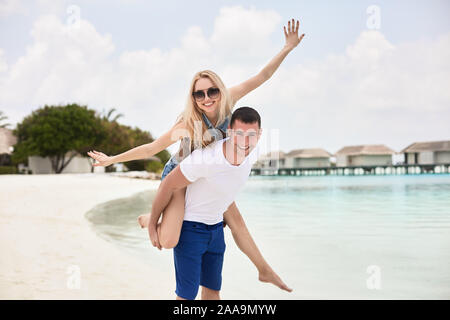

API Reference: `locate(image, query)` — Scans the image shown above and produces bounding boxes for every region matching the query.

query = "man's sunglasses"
[192,87,220,101]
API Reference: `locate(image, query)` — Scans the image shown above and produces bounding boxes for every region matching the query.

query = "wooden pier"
[251,164,450,176]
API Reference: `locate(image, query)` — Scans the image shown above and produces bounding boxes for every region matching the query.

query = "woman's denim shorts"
[161,157,179,181]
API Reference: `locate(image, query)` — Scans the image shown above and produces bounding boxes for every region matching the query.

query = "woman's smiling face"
[193,77,221,116]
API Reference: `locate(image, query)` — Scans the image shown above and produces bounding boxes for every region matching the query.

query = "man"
[148,106,292,300]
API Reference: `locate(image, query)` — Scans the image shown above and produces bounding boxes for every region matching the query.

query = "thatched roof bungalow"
[334,144,395,167]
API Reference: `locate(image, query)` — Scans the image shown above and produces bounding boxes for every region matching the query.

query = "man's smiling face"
[228,119,261,158]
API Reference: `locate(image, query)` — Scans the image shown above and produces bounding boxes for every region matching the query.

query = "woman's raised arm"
[87,119,186,167]
[228,18,305,105]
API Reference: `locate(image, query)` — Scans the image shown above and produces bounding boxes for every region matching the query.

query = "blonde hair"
[174,70,234,159]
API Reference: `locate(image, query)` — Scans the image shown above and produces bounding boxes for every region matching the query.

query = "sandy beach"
[0,173,174,299]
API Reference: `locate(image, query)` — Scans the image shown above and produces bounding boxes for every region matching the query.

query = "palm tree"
[0,110,11,128]
[100,107,124,122]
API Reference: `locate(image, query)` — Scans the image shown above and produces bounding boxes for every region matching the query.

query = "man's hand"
[258,265,293,292]
[148,222,162,250]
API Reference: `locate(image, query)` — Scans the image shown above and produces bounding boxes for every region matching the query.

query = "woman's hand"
[87,150,114,167]
[148,222,162,250]
[283,18,305,51]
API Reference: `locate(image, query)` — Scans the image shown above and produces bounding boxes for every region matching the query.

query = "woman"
[87,18,305,249]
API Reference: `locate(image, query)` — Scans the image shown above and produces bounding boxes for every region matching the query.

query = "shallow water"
[85,174,450,299]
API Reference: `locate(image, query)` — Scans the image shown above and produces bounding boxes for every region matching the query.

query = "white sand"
[0,173,174,299]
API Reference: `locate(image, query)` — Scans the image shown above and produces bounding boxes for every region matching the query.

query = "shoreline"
[0,173,174,299]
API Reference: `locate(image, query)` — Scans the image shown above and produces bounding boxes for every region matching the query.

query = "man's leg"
[201,286,221,300]
[199,222,226,300]
[173,221,209,300]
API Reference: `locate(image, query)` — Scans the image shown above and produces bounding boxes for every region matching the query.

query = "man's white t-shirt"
[179,137,259,225]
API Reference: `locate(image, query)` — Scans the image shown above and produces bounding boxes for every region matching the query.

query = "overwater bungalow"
[400,140,450,165]
[253,150,286,169]
[334,144,395,167]
[282,148,333,168]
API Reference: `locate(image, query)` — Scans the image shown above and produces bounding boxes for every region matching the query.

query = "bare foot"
[258,266,293,292]
[138,213,150,229]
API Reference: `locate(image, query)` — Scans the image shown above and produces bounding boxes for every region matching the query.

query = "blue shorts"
[173,220,226,300]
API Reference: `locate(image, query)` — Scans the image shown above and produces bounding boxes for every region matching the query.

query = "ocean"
[85,174,450,299]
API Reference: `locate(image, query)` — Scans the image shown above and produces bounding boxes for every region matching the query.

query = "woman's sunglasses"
[192,87,220,101]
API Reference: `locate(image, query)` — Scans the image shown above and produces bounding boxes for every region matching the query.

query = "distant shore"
[0,173,174,299]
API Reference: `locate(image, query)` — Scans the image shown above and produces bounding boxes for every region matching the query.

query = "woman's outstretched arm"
[87,119,186,167]
[228,18,305,104]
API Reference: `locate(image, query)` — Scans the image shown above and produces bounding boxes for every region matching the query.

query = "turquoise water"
[85,174,450,299]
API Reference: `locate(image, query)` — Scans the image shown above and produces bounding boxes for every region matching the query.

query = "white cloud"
[211,5,281,62]
[0,48,8,72]
[0,0,66,17]
[238,30,450,153]
[0,0,27,17]
[0,5,449,156]
[0,5,281,153]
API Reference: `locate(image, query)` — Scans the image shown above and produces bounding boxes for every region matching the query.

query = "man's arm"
[148,165,192,249]
[224,202,293,292]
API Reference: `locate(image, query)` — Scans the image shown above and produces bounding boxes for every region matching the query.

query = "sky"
[1,0,449,159]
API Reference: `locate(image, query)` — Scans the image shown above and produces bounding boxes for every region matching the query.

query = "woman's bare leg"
[157,187,186,248]
[138,177,168,228]
[140,185,186,249]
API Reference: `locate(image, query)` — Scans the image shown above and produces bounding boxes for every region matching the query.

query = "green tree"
[123,126,170,172]
[96,121,132,159]
[11,103,106,173]
[145,160,164,173]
